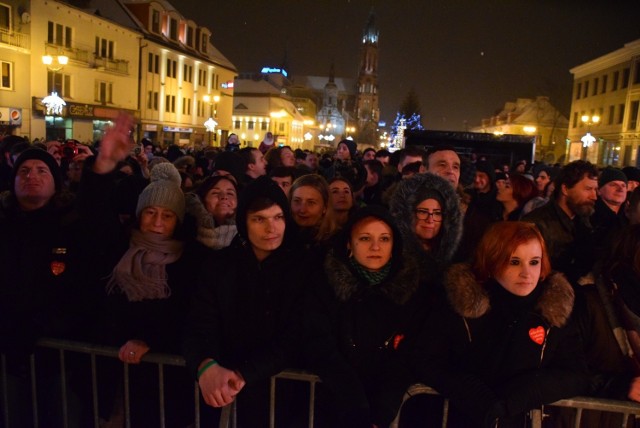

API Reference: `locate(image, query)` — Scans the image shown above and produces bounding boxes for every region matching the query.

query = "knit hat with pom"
[135,162,185,221]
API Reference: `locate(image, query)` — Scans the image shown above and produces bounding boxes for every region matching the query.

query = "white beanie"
[135,163,185,221]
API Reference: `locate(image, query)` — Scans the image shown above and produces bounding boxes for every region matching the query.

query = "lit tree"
[392,89,424,137]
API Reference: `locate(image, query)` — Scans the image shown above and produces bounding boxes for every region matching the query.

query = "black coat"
[182,241,305,383]
[301,250,434,427]
[414,264,590,428]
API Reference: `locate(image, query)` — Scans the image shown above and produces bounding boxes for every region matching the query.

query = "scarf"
[349,257,393,286]
[107,229,184,302]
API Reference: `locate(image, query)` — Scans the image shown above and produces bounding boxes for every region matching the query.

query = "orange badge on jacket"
[528,326,545,345]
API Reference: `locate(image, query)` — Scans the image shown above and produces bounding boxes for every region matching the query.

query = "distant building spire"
[362,9,378,45]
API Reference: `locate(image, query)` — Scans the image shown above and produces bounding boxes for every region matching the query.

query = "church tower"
[355,10,379,130]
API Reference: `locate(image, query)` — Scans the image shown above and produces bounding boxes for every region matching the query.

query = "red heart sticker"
[50,261,66,276]
[529,326,545,345]
[393,334,405,350]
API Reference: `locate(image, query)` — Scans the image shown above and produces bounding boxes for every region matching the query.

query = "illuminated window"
[0,4,10,30]
[169,18,178,40]
[629,101,639,130]
[622,68,630,89]
[575,83,581,100]
[147,91,158,110]
[165,95,176,113]
[1,60,12,90]
[234,120,240,129]
[261,121,268,130]
[613,71,619,91]
[601,75,608,94]
[166,59,177,78]
[183,64,192,83]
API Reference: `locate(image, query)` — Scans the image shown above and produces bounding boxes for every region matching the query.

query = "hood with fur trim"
[388,173,463,267]
[444,263,574,328]
[324,250,420,306]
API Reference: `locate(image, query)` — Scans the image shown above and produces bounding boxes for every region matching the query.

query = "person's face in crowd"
[204,179,237,222]
[291,186,326,227]
[144,145,154,159]
[67,161,83,183]
[250,149,267,177]
[363,150,376,161]
[271,176,293,196]
[599,180,628,209]
[376,155,389,166]
[364,164,379,187]
[496,179,514,203]
[227,135,239,145]
[139,206,178,238]
[515,163,526,173]
[304,153,318,170]
[397,155,423,173]
[181,176,194,192]
[14,159,56,210]
[564,174,598,217]
[247,204,285,261]
[414,198,443,243]
[495,178,507,191]
[473,171,491,193]
[427,150,461,187]
[495,239,542,297]
[280,147,296,167]
[348,217,393,272]
[628,180,639,192]
[336,143,351,161]
[329,180,353,212]
[536,171,551,192]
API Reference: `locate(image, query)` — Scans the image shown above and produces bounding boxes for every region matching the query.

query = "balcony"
[93,56,129,75]
[45,42,91,64]
[0,27,30,52]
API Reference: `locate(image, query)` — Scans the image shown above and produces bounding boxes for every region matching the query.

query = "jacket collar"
[445,263,575,328]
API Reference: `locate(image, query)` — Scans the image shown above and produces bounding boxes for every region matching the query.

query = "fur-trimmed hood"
[324,250,420,306]
[184,192,236,250]
[388,173,463,267]
[444,263,575,328]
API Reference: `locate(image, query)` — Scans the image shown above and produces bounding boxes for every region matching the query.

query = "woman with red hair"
[412,221,589,427]
[496,174,538,220]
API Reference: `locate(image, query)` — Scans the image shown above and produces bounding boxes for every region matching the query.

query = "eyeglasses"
[415,209,442,222]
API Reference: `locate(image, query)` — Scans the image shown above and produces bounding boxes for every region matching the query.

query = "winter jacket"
[182,241,305,384]
[301,248,432,427]
[522,200,596,284]
[414,264,590,427]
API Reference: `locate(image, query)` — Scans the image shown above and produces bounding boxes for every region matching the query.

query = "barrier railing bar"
[124,362,131,428]
[90,353,100,428]
[58,348,69,428]
[29,354,38,428]
[308,379,316,428]
[1,354,9,428]
[158,363,166,428]
[193,382,200,428]
[269,375,276,428]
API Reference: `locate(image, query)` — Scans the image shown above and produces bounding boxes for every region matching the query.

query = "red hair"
[473,221,551,283]
[509,174,538,206]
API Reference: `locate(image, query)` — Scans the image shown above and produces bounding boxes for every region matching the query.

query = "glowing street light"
[580,114,600,161]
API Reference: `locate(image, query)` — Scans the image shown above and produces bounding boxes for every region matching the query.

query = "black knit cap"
[622,166,640,183]
[235,176,295,246]
[11,148,63,193]
[338,139,357,159]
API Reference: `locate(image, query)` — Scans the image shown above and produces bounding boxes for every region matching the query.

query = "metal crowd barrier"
[2,338,640,427]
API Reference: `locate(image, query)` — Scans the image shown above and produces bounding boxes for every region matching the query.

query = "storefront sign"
[68,104,95,118]
[144,124,158,131]
[163,126,193,133]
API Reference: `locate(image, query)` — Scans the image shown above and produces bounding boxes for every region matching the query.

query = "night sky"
[176,0,640,131]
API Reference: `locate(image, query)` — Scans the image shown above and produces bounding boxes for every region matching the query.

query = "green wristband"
[197,360,218,379]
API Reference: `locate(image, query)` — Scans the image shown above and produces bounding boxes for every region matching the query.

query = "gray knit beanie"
[136,163,185,221]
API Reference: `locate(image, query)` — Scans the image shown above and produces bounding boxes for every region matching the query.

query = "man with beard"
[522,160,598,284]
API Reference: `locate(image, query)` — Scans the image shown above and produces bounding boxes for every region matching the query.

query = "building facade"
[568,39,640,167]
[0,0,236,147]
[354,10,379,145]
[471,96,568,164]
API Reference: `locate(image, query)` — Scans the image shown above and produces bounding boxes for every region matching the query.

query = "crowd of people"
[2,113,640,427]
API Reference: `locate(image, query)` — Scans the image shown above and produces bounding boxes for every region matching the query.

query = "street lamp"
[580,114,600,161]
